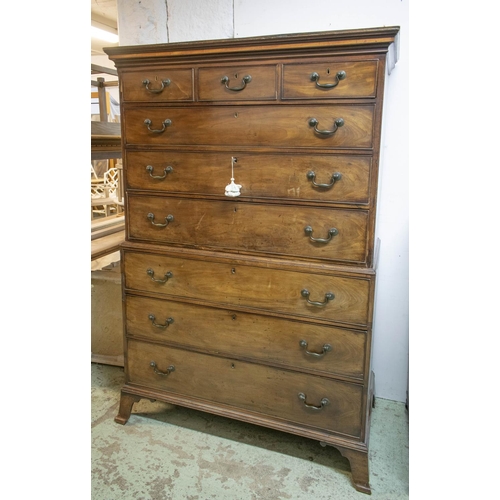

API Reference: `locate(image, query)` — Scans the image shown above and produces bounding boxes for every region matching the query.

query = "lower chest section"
[122,246,373,442]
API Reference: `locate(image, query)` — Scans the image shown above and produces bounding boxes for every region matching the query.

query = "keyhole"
[327,68,330,75]
[231,268,236,274]
[231,314,237,320]
[231,363,235,369]
[155,75,158,81]
[234,73,238,79]
[234,112,238,118]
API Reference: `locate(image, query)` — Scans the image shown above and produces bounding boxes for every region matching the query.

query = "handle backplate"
[147,269,173,283]
[301,289,335,307]
[150,361,175,376]
[299,340,332,357]
[310,70,346,89]
[304,226,338,243]
[146,165,173,180]
[144,118,172,133]
[298,392,330,410]
[309,117,344,136]
[306,171,342,189]
[148,314,174,329]
[221,75,252,91]
[147,213,174,227]
[142,78,171,93]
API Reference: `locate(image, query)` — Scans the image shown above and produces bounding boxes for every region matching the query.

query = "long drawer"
[127,195,369,264]
[123,104,374,148]
[123,250,372,327]
[127,339,364,438]
[125,151,372,205]
[125,294,367,380]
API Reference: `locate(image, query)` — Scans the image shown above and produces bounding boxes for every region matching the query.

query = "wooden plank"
[91,121,121,136]
[91,230,125,260]
[91,196,118,206]
[91,214,125,232]
[91,63,118,76]
[97,78,108,121]
[91,91,111,116]
[91,353,124,367]
[91,148,122,160]
[91,120,122,160]
[91,222,126,241]
[91,80,119,87]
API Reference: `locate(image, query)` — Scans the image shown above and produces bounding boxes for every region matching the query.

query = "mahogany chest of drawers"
[105,26,399,494]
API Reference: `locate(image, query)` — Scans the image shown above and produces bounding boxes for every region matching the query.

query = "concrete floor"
[91,363,408,499]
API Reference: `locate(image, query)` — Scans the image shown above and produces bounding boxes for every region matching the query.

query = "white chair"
[91,167,123,218]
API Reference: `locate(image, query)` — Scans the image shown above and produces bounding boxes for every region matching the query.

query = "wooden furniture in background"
[91,64,124,259]
[105,27,399,494]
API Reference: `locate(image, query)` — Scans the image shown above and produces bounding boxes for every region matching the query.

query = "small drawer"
[127,340,364,438]
[122,105,374,149]
[283,60,378,99]
[120,69,193,102]
[125,151,372,205]
[125,295,367,380]
[127,195,369,265]
[123,250,372,327]
[198,65,277,101]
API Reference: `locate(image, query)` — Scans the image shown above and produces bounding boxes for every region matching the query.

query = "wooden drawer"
[123,250,372,327]
[198,65,277,100]
[120,69,193,102]
[282,60,378,99]
[127,339,364,438]
[128,195,369,264]
[125,151,372,205]
[123,105,374,149]
[125,294,367,380]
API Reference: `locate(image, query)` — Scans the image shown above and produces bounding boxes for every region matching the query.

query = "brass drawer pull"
[306,171,342,189]
[144,118,172,133]
[147,269,173,283]
[298,392,330,410]
[146,165,173,180]
[147,213,174,227]
[221,74,252,91]
[299,340,332,357]
[304,225,338,243]
[150,361,175,377]
[148,314,174,329]
[301,289,335,307]
[308,117,344,136]
[310,70,346,89]
[142,78,171,93]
